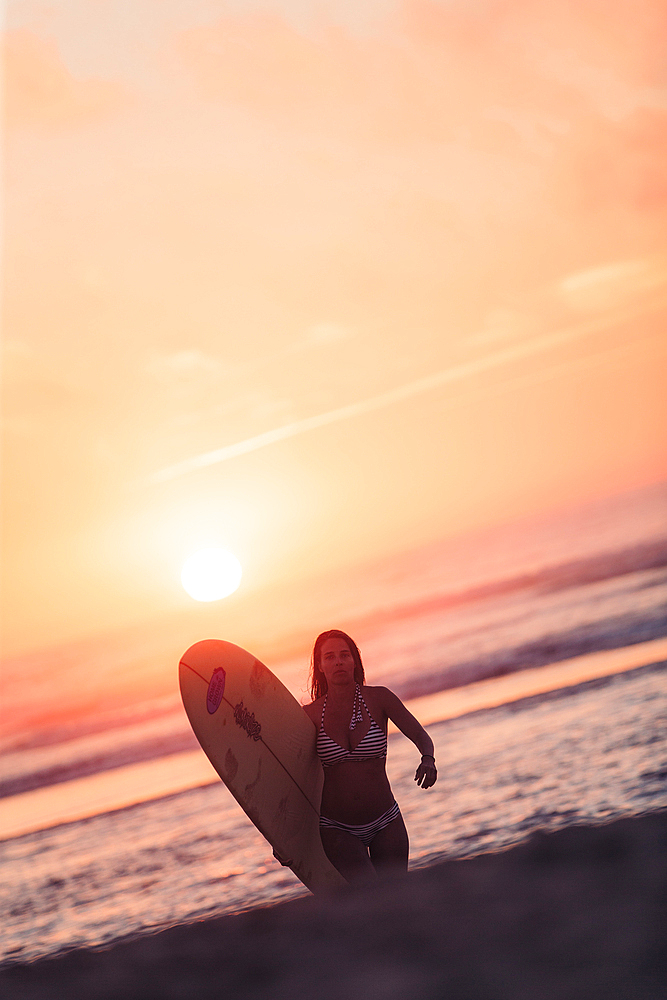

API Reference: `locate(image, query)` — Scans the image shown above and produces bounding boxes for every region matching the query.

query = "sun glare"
[181,548,243,602]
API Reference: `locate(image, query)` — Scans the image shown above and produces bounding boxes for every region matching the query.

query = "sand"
[2,810,665,1000]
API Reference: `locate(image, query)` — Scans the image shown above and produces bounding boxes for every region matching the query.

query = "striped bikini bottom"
[319,800,401,847]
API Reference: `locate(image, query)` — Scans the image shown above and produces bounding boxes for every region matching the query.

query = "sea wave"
[2,549,665,799]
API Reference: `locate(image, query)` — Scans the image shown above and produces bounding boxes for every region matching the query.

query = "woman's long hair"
[309,629,365,701]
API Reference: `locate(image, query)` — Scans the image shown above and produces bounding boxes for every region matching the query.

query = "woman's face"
[319,636,355,688]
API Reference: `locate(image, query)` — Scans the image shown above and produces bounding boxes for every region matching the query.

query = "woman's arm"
[376,687,437,789]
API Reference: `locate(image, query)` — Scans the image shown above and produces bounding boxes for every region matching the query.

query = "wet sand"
[2,810,665,1000]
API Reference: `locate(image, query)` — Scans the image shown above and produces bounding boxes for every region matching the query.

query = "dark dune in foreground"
[3,812,666,1000]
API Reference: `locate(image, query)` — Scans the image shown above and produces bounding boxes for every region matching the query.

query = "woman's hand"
[415,755,437,789]
[374,686,437,788]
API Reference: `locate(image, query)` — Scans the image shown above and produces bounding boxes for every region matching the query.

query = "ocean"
[2,659,666,965]
[1,488,666,967]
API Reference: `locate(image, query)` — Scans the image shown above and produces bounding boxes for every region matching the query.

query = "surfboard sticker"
[206,667,226,714]
[233,699,262,740]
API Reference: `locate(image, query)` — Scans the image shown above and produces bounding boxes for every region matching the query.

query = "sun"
[181,548,243,602]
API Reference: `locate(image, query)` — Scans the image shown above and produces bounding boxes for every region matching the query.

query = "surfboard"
[179,639,346,894]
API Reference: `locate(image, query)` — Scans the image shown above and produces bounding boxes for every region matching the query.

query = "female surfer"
[303,629,437,885]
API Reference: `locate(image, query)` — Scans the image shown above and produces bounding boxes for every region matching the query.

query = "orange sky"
[2,0,667,661]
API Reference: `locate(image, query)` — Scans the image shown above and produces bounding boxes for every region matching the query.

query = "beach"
[2,810,665,1000]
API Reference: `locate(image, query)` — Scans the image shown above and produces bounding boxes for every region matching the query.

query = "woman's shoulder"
[362,684,392,698]
[362,685,403,713]
[302,696,324,726]
[360,684,392,710]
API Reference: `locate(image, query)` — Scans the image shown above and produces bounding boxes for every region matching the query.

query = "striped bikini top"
[316,685,387,767]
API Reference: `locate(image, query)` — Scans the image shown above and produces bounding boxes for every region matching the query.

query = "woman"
[303,629,437,885]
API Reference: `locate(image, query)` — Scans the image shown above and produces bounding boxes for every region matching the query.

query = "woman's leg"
[368,812,409,877]
[319,826,378,886]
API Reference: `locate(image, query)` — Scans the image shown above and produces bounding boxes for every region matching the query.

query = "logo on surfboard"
[233,700,262,740]
[206,668,226,714]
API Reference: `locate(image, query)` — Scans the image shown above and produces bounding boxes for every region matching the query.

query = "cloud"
[149,303,656,484]
[538,48,667,122]
[560,256,667,312]
[297,322,352,350]
[549,105,667,215]
[145,350,225,384]
[4,30,131,128]
[466,306,536,347]
[169,0,667,229]
[171,2,542,147]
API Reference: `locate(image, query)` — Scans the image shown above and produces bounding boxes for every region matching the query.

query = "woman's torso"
[305,685,394,824]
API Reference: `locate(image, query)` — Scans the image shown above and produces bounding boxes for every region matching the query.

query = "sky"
[2,0,667,666]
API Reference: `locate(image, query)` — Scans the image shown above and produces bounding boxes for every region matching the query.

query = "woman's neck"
[326,679,357,703]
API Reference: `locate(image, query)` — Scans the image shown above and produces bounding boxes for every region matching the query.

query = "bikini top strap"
[349,683,362,730]
[321,685,370,729]
[357,688,384,733]
[358,688,373,719]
